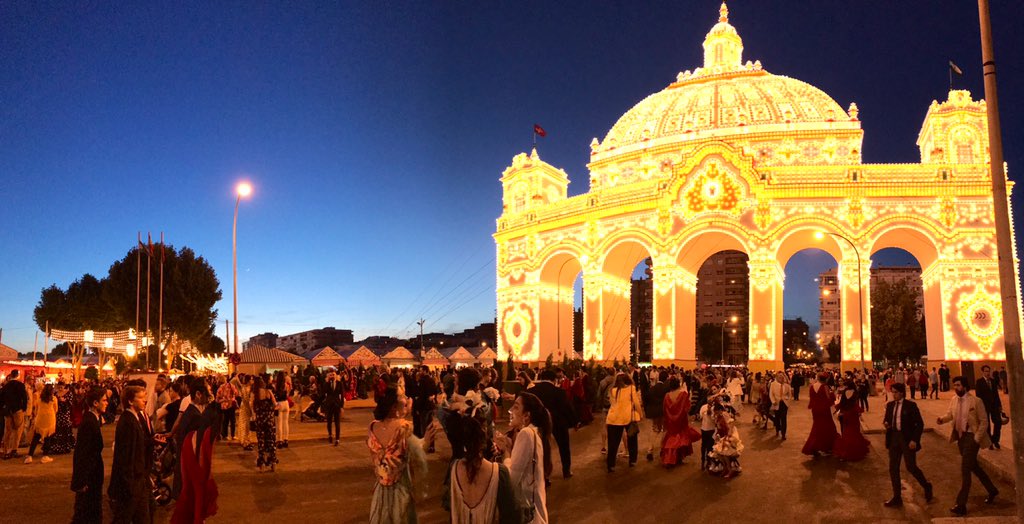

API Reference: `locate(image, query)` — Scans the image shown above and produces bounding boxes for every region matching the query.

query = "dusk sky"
[2,2,1023,352]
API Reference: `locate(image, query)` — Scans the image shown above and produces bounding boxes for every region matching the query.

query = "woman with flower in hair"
[367,383,433,523]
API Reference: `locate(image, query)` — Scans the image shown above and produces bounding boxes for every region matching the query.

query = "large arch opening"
[538,252,583,362]
[600,239,652,363]
[869,247,927,367]
[783,248,838,366]
[694,250,749,365]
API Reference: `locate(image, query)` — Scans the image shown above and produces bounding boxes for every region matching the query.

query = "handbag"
[1000,411,1010,425]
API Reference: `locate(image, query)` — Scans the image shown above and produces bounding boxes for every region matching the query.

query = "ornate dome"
[591,2,860,164]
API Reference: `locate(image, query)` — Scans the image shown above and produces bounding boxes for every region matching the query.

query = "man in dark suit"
[791,370,805,401]
[108,385,151,524]
[71,387,109,524]
[531,368,578,479]
[975,365,1002,449]
[883,383,932,508]
[321,370,345,445]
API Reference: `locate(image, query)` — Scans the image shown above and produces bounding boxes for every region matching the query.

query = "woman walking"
[495,392,550,524]
[832,381,869,462]
[252,377,278,472]
[44,383,76,455]
[274,373,291,448]
[24,384,57,464]
[605,373,643,472]
[660,377,700,467]
[367,384,431,524]
[236,375,254,451]
[801,374,838,457]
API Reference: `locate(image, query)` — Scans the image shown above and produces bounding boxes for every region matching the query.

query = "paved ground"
[0,391,1017,524]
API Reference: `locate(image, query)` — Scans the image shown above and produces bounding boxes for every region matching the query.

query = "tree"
[103,245,222,370]
[696,322,723,363]
[34,245,222,374]
[825,337,841,364]
[34,274,117,379]
[870,279,926,364]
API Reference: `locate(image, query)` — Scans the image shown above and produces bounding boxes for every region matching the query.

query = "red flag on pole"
[533,124,547,137]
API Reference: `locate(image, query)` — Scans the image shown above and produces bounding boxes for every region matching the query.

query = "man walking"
[1,370,28,459]
[71,387,108,524]
[790,370,804,402]
[321,370,344,446]
[974,365,1002,449]
[531,368,578,479]
[108,385,152,524]
[936,376,998,516]
[939,364,950,392]
[882,383,932,508]
[928,368,939,399]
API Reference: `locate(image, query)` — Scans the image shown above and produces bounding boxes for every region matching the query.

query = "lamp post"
[233,182,253,365]
[721,315,737,365]
[817,231,865,370]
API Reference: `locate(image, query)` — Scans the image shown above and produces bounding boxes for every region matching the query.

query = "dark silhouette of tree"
[697,322,724,363]
[870,279,926,364]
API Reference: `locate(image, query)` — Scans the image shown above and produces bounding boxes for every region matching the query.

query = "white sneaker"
[23,456,32,464]
[40,456,53,464]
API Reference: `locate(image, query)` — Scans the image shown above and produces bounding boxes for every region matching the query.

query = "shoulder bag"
[626,388,640,438]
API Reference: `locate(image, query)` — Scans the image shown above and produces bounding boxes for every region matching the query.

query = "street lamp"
[721,315,738,364]
[815,230,865,370]
[233,181,253,361]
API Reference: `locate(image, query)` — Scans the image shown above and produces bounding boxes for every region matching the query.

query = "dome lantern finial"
[702,1,743,73]
[720,2,729,23]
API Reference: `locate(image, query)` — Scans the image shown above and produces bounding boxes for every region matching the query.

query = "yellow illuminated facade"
[494,3,1018,370]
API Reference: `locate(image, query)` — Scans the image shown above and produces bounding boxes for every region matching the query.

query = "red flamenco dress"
[660,389,701,467]
[832,399,870,461]
[801,383,839,456]
[172,427,219,524]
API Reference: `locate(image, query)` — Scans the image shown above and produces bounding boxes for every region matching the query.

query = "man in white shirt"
[768,372,790,440]
[936,376,998,516]
[698,387,719,470]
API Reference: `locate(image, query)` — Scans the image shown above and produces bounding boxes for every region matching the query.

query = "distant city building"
[695,250,749,362]
[818,265,923,350]
[244,332,279,351]
[277,327,354,354]
[630,277,654,362]
[783,318,813,359]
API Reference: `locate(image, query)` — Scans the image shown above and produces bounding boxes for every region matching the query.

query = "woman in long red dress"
[660,377,701,467]
[832,381,870,461]
[801,373,839,457]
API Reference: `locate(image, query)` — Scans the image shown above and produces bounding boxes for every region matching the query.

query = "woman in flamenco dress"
[801,373,839,458]
[660,377,701,467]
[832,381,870,461]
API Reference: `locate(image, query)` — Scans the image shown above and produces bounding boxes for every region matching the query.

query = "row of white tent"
[238,344,498,374]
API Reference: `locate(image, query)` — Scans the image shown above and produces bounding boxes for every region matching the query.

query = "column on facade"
[582,271,632,362]
[746,255,784,371]
[920,261,948,368]
[651,262,698,366]
[839,256,872,370]
[536,279,575,361]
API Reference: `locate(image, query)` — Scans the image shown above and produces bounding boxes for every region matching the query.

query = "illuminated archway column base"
[747,256,783,372]
[652,264,698,368]
[839,257,872,371]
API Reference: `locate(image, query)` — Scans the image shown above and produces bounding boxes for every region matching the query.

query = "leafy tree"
[544,353,554,369]
[103,245,222,370]
[825,336,841,364]
[34,274,117,378]
[84,366,98,381]
[870,279,926,364]
[34,245,222,375]
[696,322,724,363]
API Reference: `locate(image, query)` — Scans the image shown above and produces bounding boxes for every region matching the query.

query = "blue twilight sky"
[2,2,1023,352]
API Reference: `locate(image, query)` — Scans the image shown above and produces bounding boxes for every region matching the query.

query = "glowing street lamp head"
[822,289,831,296]
[236,182,253,198]
[730,315,738,323]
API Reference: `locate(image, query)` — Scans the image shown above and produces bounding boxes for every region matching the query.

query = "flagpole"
[158,232,164,371]
[146,232,152,368]
[977,1,1024,520]
[136,232,141,336]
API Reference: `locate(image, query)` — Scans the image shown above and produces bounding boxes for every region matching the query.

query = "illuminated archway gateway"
[494,4,1018,371]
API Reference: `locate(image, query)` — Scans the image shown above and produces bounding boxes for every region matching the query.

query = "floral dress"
[44,392,75,455]
[253,396,278,468]
[367,420,426,524]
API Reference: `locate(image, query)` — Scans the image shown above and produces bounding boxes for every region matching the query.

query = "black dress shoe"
[949,505,966,516]
[985,490,998,504]
[924,483,934,502]
[883,497,903,508]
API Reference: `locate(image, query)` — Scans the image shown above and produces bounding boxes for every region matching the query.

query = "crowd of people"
[0,357,1012,522]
